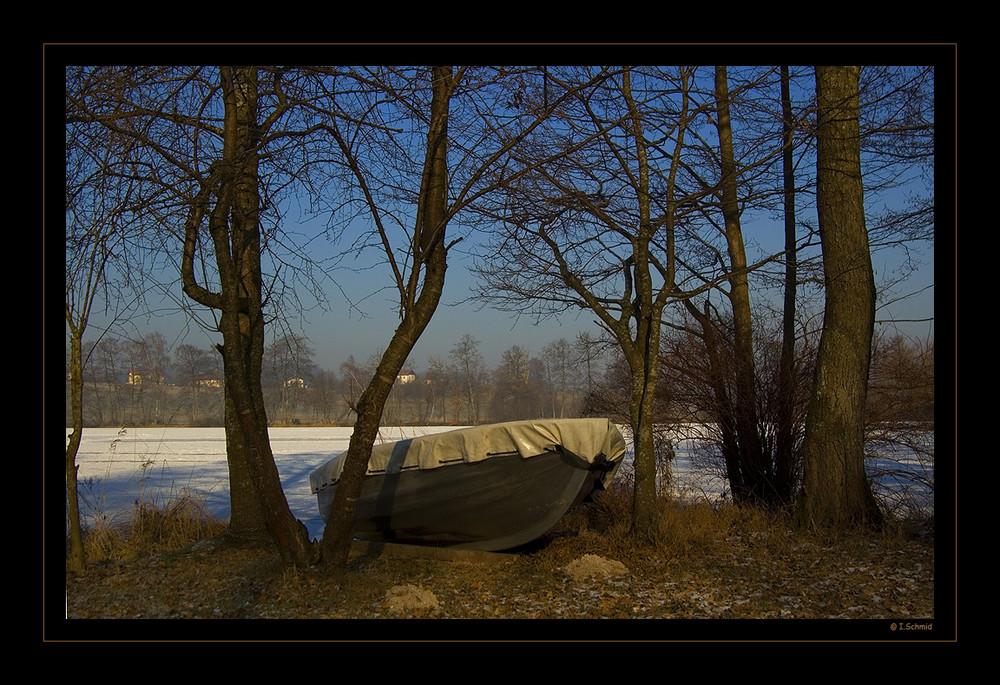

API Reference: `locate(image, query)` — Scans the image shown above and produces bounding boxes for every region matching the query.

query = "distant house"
[284,377,306,388]
[195,369,223,388]
[397,369,416,384]
[127,369,165,385]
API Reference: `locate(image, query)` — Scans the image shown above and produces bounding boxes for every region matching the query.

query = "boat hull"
[311,419,626,551]
[316,451,611,551]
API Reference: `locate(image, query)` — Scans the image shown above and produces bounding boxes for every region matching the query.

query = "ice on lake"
[67,426,464,540]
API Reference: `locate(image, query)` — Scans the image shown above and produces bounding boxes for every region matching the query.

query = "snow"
[67,426,461,540]
[65,424,932,541]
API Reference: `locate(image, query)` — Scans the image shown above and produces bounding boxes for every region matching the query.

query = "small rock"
[383,584,440,615]
[564,554,628,582]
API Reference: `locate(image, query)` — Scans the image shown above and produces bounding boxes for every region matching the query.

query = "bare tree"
[668,66,813,507]
[262,334,314,425]
[179,67,318,563]
[474,66,704,540]
[774,64,803,506]
[542,338,577,418]
[316,66,594,567]
[672,66,772,505]
[338,355,371,419]
[65,185,118,572]
[303,369,338,425]
[672,64,934,511]
[84,338,129,426]
[450,333,485,425]
[491,345,541,421]
[421,355,456,424]
[66,64,366,565]
[174,343,219,425]
[65,96,153,571]
[319,66,456,567]
[123,332,171,424]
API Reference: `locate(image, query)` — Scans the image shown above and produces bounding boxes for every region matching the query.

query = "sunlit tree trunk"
[321,66,453,568]
[65,325,87,573]
[796,65,882,530]
[620,68,672,541]
[182,66,315,564]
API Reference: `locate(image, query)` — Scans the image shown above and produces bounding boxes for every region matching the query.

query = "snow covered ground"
[66,425,932,541]
[68,426,460,540]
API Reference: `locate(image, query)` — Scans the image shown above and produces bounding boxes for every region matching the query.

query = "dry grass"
[79,490,227,563]
[64,486,936,637]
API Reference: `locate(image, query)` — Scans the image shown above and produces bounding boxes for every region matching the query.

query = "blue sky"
[97,206,934,377]
[128,237,610,373]
[72,62,941,376]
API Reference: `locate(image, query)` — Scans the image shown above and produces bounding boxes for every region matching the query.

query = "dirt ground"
[61,501,940,641]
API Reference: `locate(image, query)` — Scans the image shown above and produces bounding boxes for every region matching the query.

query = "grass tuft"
[80,489,227,564]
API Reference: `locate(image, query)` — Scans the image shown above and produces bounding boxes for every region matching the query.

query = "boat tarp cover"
[309,418,627,494]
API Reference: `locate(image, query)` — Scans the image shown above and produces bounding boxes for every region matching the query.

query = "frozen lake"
[66,425,931,541]
[68,426,461,540]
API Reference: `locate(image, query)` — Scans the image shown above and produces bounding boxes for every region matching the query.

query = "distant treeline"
[69,328,933,430]
[70,330,607,427]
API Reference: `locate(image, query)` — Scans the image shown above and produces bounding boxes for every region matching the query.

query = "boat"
[309,418,627,552]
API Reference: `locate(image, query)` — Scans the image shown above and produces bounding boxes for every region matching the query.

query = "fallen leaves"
[65,510,935,623]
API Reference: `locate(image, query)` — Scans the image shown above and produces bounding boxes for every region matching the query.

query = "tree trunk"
[65,326,86,573]
[620,68,668,542]
[713,66,770,506]
[628,355,661,540]
[181,66,316,565]
[222,66,316,564]
[795,66,882,530]
[222,380,269,536]
[774,65,800,504]
[320,66,453,569]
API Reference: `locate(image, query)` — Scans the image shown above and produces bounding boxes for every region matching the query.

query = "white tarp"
[309,418,627,494]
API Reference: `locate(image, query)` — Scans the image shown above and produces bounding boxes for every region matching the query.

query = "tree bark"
[627,351,661,540]
[222,380,269,535]
[796,66,882,530]
[182,66,316,565]
[65,325,86,573]
[620,68,669,541]
[712,66,771,506]
[320,66,453,569]
[774,65,800,504]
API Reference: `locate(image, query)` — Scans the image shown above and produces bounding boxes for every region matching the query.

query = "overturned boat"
[310,418,627,552]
